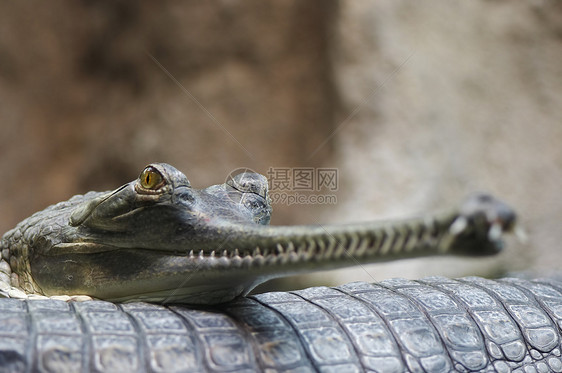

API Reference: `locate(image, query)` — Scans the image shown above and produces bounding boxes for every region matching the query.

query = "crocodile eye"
[139,166,164,190]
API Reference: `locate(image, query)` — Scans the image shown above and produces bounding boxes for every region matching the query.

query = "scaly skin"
[2,277,562,372]
[0,163,515,304]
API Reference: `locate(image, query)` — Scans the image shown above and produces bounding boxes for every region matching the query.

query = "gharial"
[1,163,562,373]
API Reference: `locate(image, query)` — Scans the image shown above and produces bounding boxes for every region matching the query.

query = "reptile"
[1,163,561,372]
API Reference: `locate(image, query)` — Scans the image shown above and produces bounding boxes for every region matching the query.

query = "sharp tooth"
[334,243,345,258]
[355,236,369,257]
[287,241,295,253]
[286,242,295,253]
[304,239,317,259]
[306,239,313,255]
[253,254,265,266]
[210,250,216,257]
[253,247,262,256]
[297,243,305,255]
[347,234,358,254]
[379,228,395,256]
[289,251,299,263]
[488,222,502,241]
[449,217,468,235]
[276,243,284,255]
[316,239,326,257]
[404,224,421,252]
[199,250,204,258]
[391,229,407,255]
[266,254,278,265]
[242,255,253,268]
[324,236,336,259]
[189,250,194,258]
[222,250,228,257]
[231,250,243,266]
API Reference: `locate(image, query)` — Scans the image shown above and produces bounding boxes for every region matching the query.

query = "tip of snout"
[460,192,517,232]
[449,193,518,256]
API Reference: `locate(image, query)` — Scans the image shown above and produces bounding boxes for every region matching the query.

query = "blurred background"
[1,1,561,292]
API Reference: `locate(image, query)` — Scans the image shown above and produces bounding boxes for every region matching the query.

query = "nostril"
[226,171,269,199]
[239,194,272,225]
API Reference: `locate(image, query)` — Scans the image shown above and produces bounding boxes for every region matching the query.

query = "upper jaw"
[61,191,265,255]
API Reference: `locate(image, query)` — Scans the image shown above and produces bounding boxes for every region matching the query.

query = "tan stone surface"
[324,1,562,284]
[0,1,337,233]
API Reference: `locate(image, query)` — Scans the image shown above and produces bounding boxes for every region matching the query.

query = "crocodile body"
[0,163,540,372]
[0,163,514,304]
[2,277,562,372]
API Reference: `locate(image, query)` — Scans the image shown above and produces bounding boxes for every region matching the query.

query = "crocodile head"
[67,163,273,249]
[10,163,516,304]
[29,163,278,303]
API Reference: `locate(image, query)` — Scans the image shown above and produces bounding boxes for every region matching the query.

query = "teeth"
[379,228,395,256]
[289,251,299,263]
[488,222,503,241]
[334,243,344,258]
[304,239,316,259]
[391,229,407,254]
[265,254,278,266]
[231,251,242,266]
[324,237,336,258]
[188,240,329,263]
[286,242,295,253]
[217,256,230,268]
[242,255,253,267]
[333,236,345,258]
[404,225,419,252]
[355,236,369,257]
[253,253,265,266]
[347,234,358,255]
[449,217,468,235]
[297,243,305,255]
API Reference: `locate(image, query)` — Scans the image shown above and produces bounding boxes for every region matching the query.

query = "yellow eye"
[139,167,164,190]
